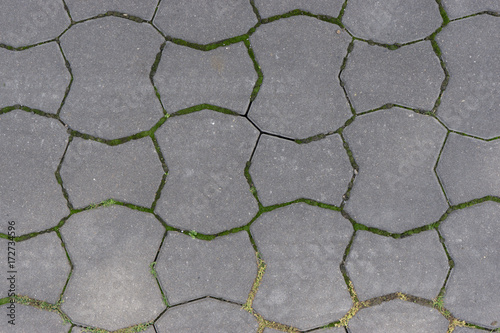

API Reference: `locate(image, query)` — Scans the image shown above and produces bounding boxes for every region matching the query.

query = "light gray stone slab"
[60,137,164,208]
[251,203,353,330]
[254,0,344,18]
[250,134,352,206]
[343,109,448,233]
[453,327,488,333]
[156,298,258,333]
[342,0,442,44]
[248,16,352,139]
[301,327,346,333]
[345,230,448,301]
[60,206,165,331]
[154,42,256,114]
[441,201,500,329]
[442,0,500,19]
[65,0,158,21]
[153,0,257,44]
[436,15,500,139]
[0,110,69,235]
[73,325,156,333]
[1,303,70,332]
[0,43,70,113]
[59,16,164,139]
[155,110,259,234]
[341,41,443,112]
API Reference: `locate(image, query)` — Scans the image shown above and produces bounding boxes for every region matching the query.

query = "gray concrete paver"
[1,303,70,333]
[64,0,158,21]
[442,0,500,19]
[254,0,344,18]
[453,327,488,333]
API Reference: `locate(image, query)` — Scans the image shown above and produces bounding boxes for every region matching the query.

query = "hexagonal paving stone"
[436,15,500,139]
[251,203,353,330]
[155,110,259,234]
[73,325,156,333]
[65,0,158,21]
[153,0,257,44]
[0,0,69,47]
[156,298,258,332]
[342,0,442,44]
[248,16,352,139]
[60,137,164,208]
[59,16,164,139]
[343,108,448,233]
[60,206,165,331]
[345,230,449,301]
[341,41,443,112]
[1,303,71,332]
[154,42,256,114]
[254,0,344,18]
[348,299,449,332]
[250,134,352,206]
[442,0,500,19]
[0,110,69,235]
[156,231,256,305]
[0,42,70,113]
[441,201,500,329]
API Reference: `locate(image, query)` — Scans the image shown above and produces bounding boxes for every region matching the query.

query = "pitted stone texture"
[251,203,352,330]
[156,298,258,332]
[60,206,165,331]
[348,299,449,332]
[60,16,164,139]
[345,231,448,301]
[249,16,351,139]
[442,0,500,19]
[343,0,442,44]
[0,111,69,235]
[0,43,70,113]
[0,0,69,47]
[343,109,447,233]
[2,303,70,333]
[254,0,344,18]
[156,110,259,234]
[60,137,163,208]
[441,201,500,329]
[73,326,156,333]
[153,0,257,44]
[154,42,256,114]
[341,41,443,112]
[453,327,488,333]
[309,327,346,333]
[156,231,256,305]
[250,134,352,206]
[436,15,500,139]
[65,0,157,21]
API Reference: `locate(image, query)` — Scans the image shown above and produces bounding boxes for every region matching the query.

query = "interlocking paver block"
[250,134,352,206]
[60,206,165,331]
[0,110,69,235]
[248,16,352,139]
[65,0,157,21]
[441,201,500,329]
[60,137,164,208]
[346,231,448,301]
[436,15,500,139]
[156,298,258,332]
[442,0,500,19]
[344,108,448,233]
[254,0,344,18]
[154,42,256,114]
[0,43,70,113]
[59,16,164,139]
[156,231,256,305]
[341,41,443,112]
[342,0,442,44]
[156,110,259,234]
[153,0,257,44]
[2,303,70,333]
[251,203,352,330]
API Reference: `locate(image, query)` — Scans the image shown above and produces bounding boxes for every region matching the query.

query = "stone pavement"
[0,1,500,332]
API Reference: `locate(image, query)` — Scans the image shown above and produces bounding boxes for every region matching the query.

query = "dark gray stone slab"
[436,15,500,139]
[250,134,352,206]
[254,0,344,18]
[342,0,442,44]
[251,203,353,330]
[156,298,258,332]
[60,137,164,208]
[1,303,70,332]
[341,41,443,112]
[65,0,157,21]
[348,299,449,332]
[59,16,164,139]
[0,0,69,47]
[441,201,500,329]
[154,42,256,114]
[248,16,352,139]
[155,110,259,234]
[0,110,69,235]
[343,109,448,233]
[153,0,257,44]
[0,42,70,113]
[60,206,165,331]
[442,0,500,19]
[345,230,448,301]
